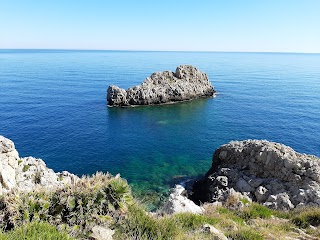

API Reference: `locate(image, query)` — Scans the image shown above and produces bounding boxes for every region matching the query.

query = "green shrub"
[0,221,73,240]
[0,172,133,238]
[214,207,245,225]
[226,228,264,240]
[22,164,30,172]
[240,198,250,205]
[235,203,273,220]
[174,213,219,230]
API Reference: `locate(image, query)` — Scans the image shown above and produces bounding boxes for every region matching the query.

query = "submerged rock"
[107,65,215,106]
[191,140,320,210]
[0,135,78,194]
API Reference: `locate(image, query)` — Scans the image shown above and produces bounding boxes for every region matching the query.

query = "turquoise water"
[1,50,320,205]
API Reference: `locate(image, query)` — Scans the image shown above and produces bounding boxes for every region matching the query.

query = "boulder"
[107,65,215,106]
[90,225,114,240]
[203,224,228,240]
[191,140,320,210]
[161,185,204,214]
[264,193,294,210]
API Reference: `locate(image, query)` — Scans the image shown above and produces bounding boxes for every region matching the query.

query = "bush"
[174,213,219,230]
[235,203,273,220]
[0,172,133,238]
[226,228,264,240]
[291,207,320,228]
[0,221,73,240]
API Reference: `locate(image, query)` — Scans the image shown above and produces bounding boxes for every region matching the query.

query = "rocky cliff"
[0,135,78,195]
[191,140,320,210]
[107,65,215,106]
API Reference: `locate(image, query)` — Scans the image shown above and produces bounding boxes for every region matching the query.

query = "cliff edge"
[107,65,215,106]
[0,135,78,195]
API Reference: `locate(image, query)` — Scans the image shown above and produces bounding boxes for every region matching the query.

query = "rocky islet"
[107,65,216,106]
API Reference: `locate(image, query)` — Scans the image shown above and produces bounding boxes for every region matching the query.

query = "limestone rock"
[161,185,204,214]
[0,136,19,194]
[0,135,79,195]
[16,157,78,192]
[203,224,228,240]
[264,193,294,210]
[191,140,320,210]
[90,225,114,240]
[107,85,128,106]
[107,65,215,106]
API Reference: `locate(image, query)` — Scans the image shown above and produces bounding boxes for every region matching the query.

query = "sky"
[1,0,320,53]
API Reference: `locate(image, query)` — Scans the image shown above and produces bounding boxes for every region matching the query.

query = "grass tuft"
[235,203,273,220]
[115,204,178,240]
[226,228,264,240]
[0,221,73,240]
[291,207,320,228]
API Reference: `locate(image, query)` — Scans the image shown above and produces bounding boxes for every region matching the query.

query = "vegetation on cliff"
[1,175,320,239]
[1,136,320,239]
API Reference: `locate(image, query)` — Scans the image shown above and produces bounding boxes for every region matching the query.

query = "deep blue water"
[1,50,320,203]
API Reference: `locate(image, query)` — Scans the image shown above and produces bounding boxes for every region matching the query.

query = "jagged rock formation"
[0,135,78,195]
[191,140,320,210]
[107,65,215,106]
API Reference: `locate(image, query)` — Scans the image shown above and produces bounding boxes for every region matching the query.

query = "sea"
[1,50,319,207]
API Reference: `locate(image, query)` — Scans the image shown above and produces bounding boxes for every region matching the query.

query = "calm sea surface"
[1,50,320,205]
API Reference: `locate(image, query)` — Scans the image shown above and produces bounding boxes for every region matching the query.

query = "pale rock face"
[192,140,320,210]
[264,193,294,210]
[107,65,215,106]
[107,85,128,106]
[0,136,19,194]
[90,225,115,240]
[161,185,204,214]
[0,135,79,195]
[15,157,78,192]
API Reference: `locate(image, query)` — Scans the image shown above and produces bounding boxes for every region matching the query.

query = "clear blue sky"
[1,0,320,52]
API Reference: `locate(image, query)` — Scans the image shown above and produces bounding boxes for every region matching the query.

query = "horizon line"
[0,48,319,54]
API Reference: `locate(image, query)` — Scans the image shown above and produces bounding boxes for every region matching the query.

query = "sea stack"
[107,65,216,106]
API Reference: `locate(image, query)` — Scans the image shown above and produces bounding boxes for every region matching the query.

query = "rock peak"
[107,65,216,106]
